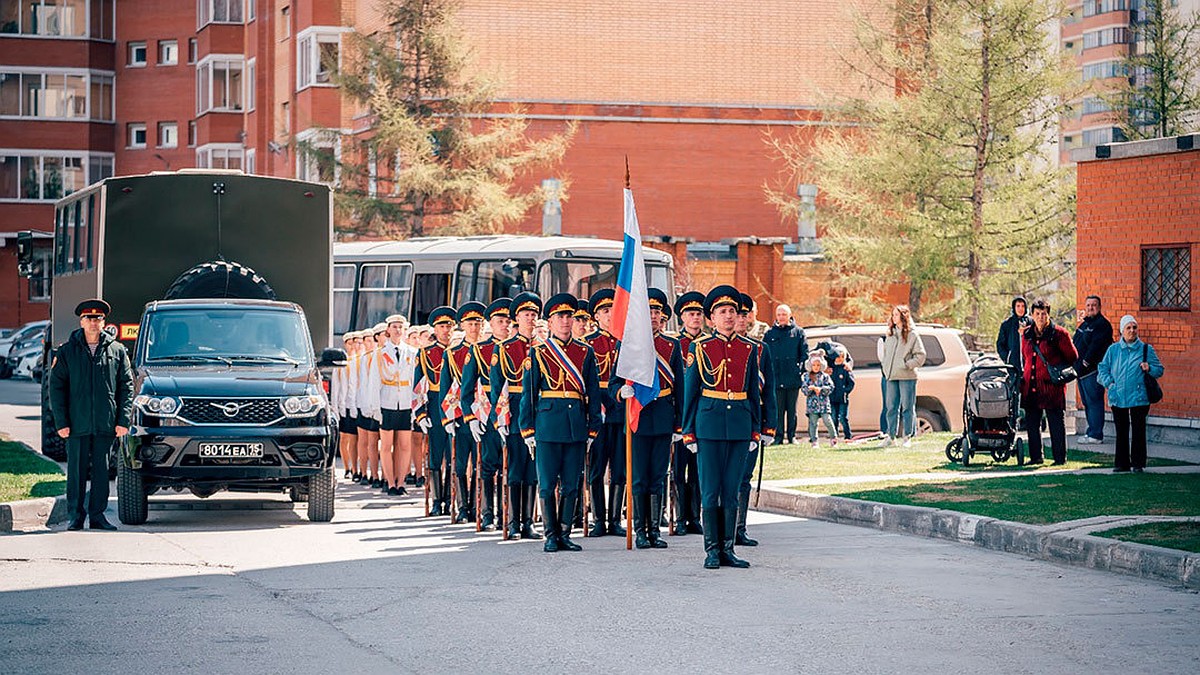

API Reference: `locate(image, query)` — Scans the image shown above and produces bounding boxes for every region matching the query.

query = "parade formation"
[329,284,775,569]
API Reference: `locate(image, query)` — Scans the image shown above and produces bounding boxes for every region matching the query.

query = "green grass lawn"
[1094,521,1200,553]
[811,473,1200,525]
[762,432,1188,481]
[0,440,65,502]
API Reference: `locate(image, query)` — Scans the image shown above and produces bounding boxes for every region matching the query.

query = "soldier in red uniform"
[584,288,627,537]
[491,292,542,540]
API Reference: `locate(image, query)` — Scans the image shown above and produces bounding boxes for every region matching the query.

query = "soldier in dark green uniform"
[584,288,626,537]
[414,306,456,517]
[736,292,777,547]
[49,299,134,531]
[491,292,542,540]
[461,298,510,531]
[443,301,486,523]
[671,291,706,535]
[681,285,760,569]
[520,293,602,553]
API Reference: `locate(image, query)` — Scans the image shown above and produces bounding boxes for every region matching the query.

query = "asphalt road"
[2,380,1198,674]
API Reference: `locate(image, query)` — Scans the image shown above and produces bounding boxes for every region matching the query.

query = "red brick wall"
[1077,148,1200,419]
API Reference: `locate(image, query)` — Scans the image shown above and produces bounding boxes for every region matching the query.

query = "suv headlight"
[281,395,323,418]
[134,394,181,417]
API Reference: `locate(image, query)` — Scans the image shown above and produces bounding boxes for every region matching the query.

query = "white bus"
[333,235,675,334]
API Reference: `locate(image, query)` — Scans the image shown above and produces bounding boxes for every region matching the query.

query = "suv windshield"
[141,308,312,365]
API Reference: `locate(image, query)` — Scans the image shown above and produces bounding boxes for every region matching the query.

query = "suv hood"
[137,364,319,398]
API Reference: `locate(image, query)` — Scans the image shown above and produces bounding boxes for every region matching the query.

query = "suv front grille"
[179,398,283,425]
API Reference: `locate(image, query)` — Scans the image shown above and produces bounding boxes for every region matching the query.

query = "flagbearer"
[521,292,602,553]
[414,306,456,516]
[682,285,761,570]
[671,291,706,535]
[585,288,627,537]
[492,292,542,540]
[462,298,510,531]
[736,292,777,547]
[616,288,683,549]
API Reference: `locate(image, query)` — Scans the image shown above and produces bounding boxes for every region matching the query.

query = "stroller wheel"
[945,437,964,463]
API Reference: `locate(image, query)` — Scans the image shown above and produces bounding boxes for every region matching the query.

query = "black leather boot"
[426,469,443,517]
[521,485,541,540]
[687,484,703,534]
[633,494,650,549]
[67,515,85,531]
[89,515,118,531]
[736,490,758,547]
[572,476,586,529]
[481,479,496,531]
[558,492,582,551]
[588,479,607,537]
[607,482,627,537]
[506,484,521,539]
[454,475,471,523]
[441,472,453,516]
[671,486,687,536]
[648,494,668,548]
[541,497,559,553]
[720,506,750,568]
[702,508,721,569]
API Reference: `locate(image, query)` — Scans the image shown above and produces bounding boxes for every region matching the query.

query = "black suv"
[118,299,341,524]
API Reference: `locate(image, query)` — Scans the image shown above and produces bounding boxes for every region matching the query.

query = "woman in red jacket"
[1021,299,1079,465]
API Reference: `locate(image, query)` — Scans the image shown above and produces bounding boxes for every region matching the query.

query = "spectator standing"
[1021,299,1078,465]
[878,305,926,447]
[1097,315,1164,473]
[48,299,134,531]
[996,296,1031,373]
[1072,295,1114,444]
[762,304,808,445]
[801,355,837,446]
[829,350,855,440]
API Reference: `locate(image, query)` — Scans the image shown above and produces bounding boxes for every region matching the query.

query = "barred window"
[1141,246,1191,310]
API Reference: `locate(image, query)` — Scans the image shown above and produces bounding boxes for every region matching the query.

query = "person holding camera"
[1020,299,1078,466]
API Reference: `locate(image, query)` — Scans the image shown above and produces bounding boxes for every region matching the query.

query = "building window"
[0,71,105,120]
[280,100,289,134]
[187,120,196,146]
[197,0,244,29]
[295,130,339,185]
[188,38,198,64]
[247,0,255,21]
[0,0,93,38]
[1080,97,1112,116]
[246,58,256,111]
[297,27,346,90]
[1082,60,1126,81]
[196,143,243,169]
[196,55,244,114]
[1142,246,1191,310]
[89,73,113,120]
[1080,126,1124,146]
[128,41,147,67]
[157,121,178,148]
[245,148,255,174]
[1082,0,1129,18]
[158,39,178,66]
[279,5,290,40]
[0,152,110,201]
[127,122,146,148]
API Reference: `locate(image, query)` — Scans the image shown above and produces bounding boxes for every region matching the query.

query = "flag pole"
[624,156,634,551]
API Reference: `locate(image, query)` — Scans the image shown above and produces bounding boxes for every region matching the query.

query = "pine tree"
[328,0,575,238]
[1106,0,1200,140]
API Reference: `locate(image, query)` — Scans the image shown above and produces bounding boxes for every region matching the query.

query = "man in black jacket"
[996,296,1030,373]
[49,299,134,531]
[761,304,807,445]
[1072,295,1114,444]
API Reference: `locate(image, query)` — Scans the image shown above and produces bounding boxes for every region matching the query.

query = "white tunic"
[379,340,417,411]
[356,348,382,421]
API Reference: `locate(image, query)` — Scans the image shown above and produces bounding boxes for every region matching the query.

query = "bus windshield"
[141,308,313,365]
[537,260,673,300]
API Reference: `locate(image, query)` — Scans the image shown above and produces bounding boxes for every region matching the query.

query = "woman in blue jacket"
[1096,315,1164,473]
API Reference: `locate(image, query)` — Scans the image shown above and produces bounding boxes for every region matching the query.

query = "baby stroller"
[945,355,1024,466]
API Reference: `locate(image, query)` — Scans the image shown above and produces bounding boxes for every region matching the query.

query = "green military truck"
[18,170,343,523]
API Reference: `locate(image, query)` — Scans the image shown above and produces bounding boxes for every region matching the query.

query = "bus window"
[454,258,535,305]
[356,262,413,330]
[537,260,619,300]
[412,273,449,325]
[647,264,672,297]
[87,194,96,270]
[53,206,65,274]
[333,263,356,335]
[72,199,83,272]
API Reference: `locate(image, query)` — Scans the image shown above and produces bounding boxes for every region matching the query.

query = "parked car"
[12,345,40,380]
[803,323,972,434]
[0,320,49,378]
[5,326,46,379]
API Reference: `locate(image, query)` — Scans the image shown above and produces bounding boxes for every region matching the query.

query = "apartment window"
[0,0,90,38]
[1080,97,1112,116]
[196,143,244,170]
[158,122,178,148]
[188,38,198,64]
[196,55,244,114]
[1081,127,1123,146]
[246,58,256,111]
[247,0,255,21]
[1083,27,1130,50]
[296,130,339,185]
[197,0,244,29]
[0,70,110,120]
[0,152,110,201]
[1083,0,1129,18]
[158,39,178,66]
[1142,246,1191,310]
[279,5,290,40]
[128,41,147,67]
[280,101,289,134]
[297,27,345,89]
[127,123,147,148]
[187,120,197,146]
[245,148,255,175]
[1082,60,1126,81]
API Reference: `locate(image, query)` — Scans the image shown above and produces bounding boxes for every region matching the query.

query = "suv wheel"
[117,461,148,525]
[307,466,335,522]
[289,485,309,503]
[916,409,943,435]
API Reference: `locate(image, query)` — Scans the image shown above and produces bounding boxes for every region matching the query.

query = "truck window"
[333,263,356,334]
[412,273,449,325]
[356,263,413,330]
[454,258,535,305]
[141,308,312,364]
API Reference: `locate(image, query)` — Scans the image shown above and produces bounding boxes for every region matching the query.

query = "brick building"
[1074,134,1199,444]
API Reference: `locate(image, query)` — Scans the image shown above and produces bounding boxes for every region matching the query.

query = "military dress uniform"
[490,292,542,539]
[461,298,510,531]
[737,292,777,547]
[414,306,456,516]
[670,291,706,535]
[520,293,602,553]
[584,288,627,537]
[355,324,387,486]
[442,301,485,522]
[682,285,760,569]
[332,332,359,478]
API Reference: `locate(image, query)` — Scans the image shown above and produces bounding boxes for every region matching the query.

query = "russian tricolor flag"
[612,187,660,432]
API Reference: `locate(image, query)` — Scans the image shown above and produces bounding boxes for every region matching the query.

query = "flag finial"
[624,156,630,189]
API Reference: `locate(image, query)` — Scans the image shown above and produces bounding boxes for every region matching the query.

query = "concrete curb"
[754,487,1199,589]
[0,494,68,533]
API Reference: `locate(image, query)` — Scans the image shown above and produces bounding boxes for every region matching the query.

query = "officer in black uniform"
[736,292,777,547]
[50,299,134,531]
[520,292,602,553]
[461,298,510,531]
[491,292,542,540]
[584,287,626,537]
[414,305,456,516]
[682,285,760,569]
[671,290,706,535]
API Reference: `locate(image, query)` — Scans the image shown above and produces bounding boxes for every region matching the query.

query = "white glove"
[587,437,595,453]
[525,437,536,460]
[672,433,683,444]
[444,421,456,436]
[747,442,757,453]
[498,424,509,438]
[760,435,774,447]
[686,442,698,454]
[417,418,432,433]
[470,419,484,443]
[618,384,636,400]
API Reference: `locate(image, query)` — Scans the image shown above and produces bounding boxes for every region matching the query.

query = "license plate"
[198,442,264,458]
